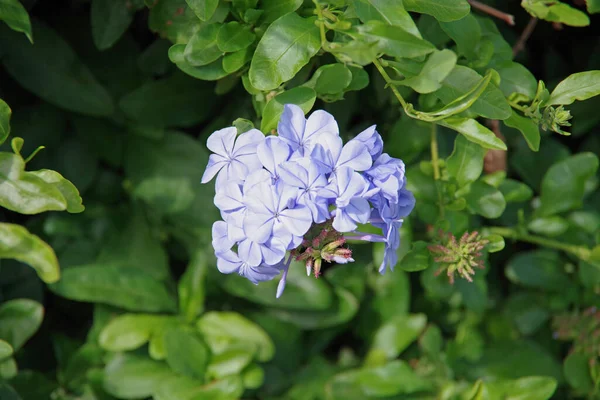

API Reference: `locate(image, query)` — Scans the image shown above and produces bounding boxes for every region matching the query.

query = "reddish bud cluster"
[428,231,488,284]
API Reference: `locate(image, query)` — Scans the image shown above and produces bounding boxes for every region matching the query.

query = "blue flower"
[364,153,406,203]
[277,104,339,156]
[310,134,372,174]
[279,158,329,223]
[217,249,281,284]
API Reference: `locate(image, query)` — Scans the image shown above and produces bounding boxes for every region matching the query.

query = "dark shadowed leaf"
[0,299,43,351]
[104,354,175,399]
[164,326,210,380]
[0,0,32,42]
[0,99,10,145]
[446,134,485,187]
[91,0,141,50]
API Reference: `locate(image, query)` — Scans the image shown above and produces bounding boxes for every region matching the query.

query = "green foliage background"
[1,0,600,399]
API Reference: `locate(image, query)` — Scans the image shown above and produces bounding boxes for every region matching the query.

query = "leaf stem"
[468,0,515,25]
[372,58,410,110]
[430,124,445,219]
[313,0,330,51]
[487,226,591,260]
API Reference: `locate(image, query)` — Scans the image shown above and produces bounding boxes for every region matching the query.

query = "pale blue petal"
[279,161,309,188]
[303,110,339,152]
[336,140,372,171]
[217,250,242,274]
[214,182,245,213]
[201,154,227,183]
[260,238,287,265]
[232,129,264,154]
[277,104,306,151]
[346,197,371,224]
[243,212,274,244]
[240,264,281,284]
[206,127,236,156]
[351,125,383,158]
[257,136,291,177]
[212,221,233,252]
[332,208,358,232]
[278,206,313,236]
[238,239,263,266]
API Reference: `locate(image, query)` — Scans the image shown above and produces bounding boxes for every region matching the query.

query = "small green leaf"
[346,66,369,91]
[103,354,175,399]
[169,44,228,81]
[50,265,178,312]
[587,0,600,13]
[259,0,303,24]
[499,179,534,203]
[528,216,569,237]
[506,250,568,291]
[440,14,481,60]
[222,46,253,73]
[0,99,11,145]
[0,0,33,42]
[564,352,594,393]
[496,62,537,100]
[0,340,12,361]
[309,63,353,95]
[154,374,244,400]
[185,0,219,21]
[164,327,210,380]
[544,3,590,26]
[484,234,505,253]
[0,299,43,352]
[398,50,457,94]
[242,364,264,389]
[207,344,254,379]
[352,0,421,37]
[355,21,436,59]
[99,314,173,352]
[463,181,506,218]
[183,23,223,66]
[537,153,599,216]
[398,241,431,272]
[216,21,255,52]
[546,70,600,106]
[402,0,470,22]
[197,311,274,362]
[446,134,485,187]
[503,109,540,151]
[0,222,60,283]
[28,170,84,213]
[91,0,140,50]
[438,118,507,150]
[366,314,427,362]
[260,87,316,133]
[178,251,207,321]
[249,12,320,90]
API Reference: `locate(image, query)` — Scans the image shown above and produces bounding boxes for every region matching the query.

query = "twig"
[468,0,515,25]
[513,17,538,57]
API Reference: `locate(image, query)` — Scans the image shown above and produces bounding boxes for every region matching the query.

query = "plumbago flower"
[202,104,415,298]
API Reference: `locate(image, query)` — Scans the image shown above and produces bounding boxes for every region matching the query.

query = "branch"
[468,0,515,25]
[513,17,538,57]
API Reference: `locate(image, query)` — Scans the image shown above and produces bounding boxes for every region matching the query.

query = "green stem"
[372,58,410,110]
[487,226,591,260]
[430,124,445,219]
[313,0,329,50]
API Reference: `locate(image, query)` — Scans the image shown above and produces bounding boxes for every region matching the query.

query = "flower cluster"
[428,231,488,284]
[201,104,415,297]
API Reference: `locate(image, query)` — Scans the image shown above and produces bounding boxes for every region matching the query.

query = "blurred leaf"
[0,99,10,145]
[484,234,505,253]
[504,109,540,151]
[91,0,141,50]
[528,216,569,237]
[496,61,537,100]
[440,118,506,150]
[207,344,253,379]
[0,22,114,116]
[178,251,207,322]
[547,70,600,106]
[0,0,32,42]
[260,0,303,24]
[563,352,594,393]
[217,21,255,52]
[366,314,427,362]
[523,1,589,27]
[505,250,569,291]
[485,376,557,400]
[261,87,316,133]
[148,0,204,44]
[249,12,320,90]
[505,293,549,335]
[436,66,511,120]
[0,384,20,400]
[0,340,12,360]
[7,371,58,399]
[0,223,60,283]
[186,0,219,21]
[50,265,177,312]
[402,0,470,22]
[154,374,244,400]
[197,311,274,361]
[99,314,173,352]
[164,326,210,380]
[463,180,506,218]
[537,153,599,217]
[103,353,175,399]
[587,0,600,13]
[398,241,431,272]
[398,50,457,94]
[352,0,420,37]
[356,21,435,59]
[447,134,485,187]
[511,138,571,191]
[0,299,43,351]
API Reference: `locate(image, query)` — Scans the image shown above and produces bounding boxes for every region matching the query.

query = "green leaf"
[504,109,540,151]
[185,0,219,21]
[438,118,507,150]
[169,44,228,81]
[207,344,253,379]
[28,169,84,213]
[564,352,594,392]
[0,222,60,283]
[178,251,207,321]
[0,99,11,145]
[397,50,457,94]
[0,0,33,42]
[0,384,20,400]
[119,72,212,128]
[222,47,253,73]
[496,62,537,100]
[249,12,320,90]
[312,64,353,95]
[435,66,511,120]
[164,327,210,380]
[587,0,600,13]
[402,0,470,22]
[505,250,568,291]
[463,180,506,218]
[355,21,436,59]
[352,0,421,37]
[0,340,12,361]
[49,265,177,312]
[217,21,255,52]
[537,153,599,216]
[0,22,114,116]
[154,374,244,400]
[366,314,427,362]
[99,314,173,352]
[546,70,600,106]
[544,3,590,26]
[197,311,274,362]
[499,179,534,203]
[259,0,303,24]
[484,234,505,253]
[260,87,316,133]
[184,23,223,66]
[346,66,369,91]
[398,241,431,272]
[528,216,569,237]
[91,0,139,50]
[0,299,43,351]
[486,376,558,400]
[103,354,175,399]
[447,134,485,187]
[440,14,481,60]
